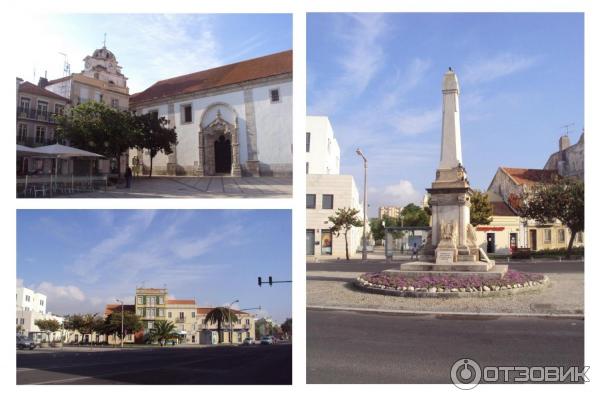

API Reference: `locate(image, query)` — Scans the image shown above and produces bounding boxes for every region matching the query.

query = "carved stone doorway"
[214,135,232,174]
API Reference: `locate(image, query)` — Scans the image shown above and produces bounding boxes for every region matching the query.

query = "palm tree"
[148,320,177,346]
[204,307,238,344]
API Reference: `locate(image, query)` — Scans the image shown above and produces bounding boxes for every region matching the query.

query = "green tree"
[470,190,493,226]
[147,320,178,346]
[204,307,239,344]
[328,207,364,260]
[56,102,137,177]
[255,318,273,339]
[104,311,143,344]
[74,313,103,346]
[17,325,24,335]
[369,215,398,242]
[519,178,584,259]
[34,319,62,342]
[133,112,178,177]
[281,318,292,339]
[400,203,430,227]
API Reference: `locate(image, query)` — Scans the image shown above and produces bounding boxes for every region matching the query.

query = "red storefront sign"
[476,226,505,232]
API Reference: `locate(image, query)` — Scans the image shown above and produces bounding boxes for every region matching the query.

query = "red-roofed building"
[128,50,293,178]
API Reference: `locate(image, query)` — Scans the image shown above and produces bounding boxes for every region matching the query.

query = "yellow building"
[196,307,255,345]
[135,287,168,335]
[166,299,199,344]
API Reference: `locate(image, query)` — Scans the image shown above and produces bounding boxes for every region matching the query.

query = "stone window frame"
[306,131,311,152]
[306,194,316,209]
[137,296,143,304]
[19,96,31,110]
[180,103,193,125]
[17,123,28,141]
[558,228,565,243]
[36,100,48,114]
[543,228,552,244]
[269,87,281,103]
[322,194,334,210]
[54,104,65,115]
[35,125,46,143]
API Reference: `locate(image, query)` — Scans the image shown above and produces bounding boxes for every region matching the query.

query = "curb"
[307,305,584,319]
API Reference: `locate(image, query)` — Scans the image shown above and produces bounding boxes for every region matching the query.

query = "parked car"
[17,335,36,350]
[242,337,254,346]
[260,336,274,345]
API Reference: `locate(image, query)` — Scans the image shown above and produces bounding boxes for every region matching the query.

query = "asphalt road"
[307,260,583,275]
[17,344,291,385]
[307,310,584,384]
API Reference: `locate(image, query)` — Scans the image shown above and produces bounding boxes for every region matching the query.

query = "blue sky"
[307,13,583,216]
[17,210,292,323]
[16,14,292,93]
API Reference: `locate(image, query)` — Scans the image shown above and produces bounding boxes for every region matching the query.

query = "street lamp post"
[356,148,368,261]
[228,299,239,344]
[116,298,124,348]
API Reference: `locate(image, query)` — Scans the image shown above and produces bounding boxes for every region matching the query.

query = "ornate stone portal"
[393,69,507,278]
[198,108,241,177]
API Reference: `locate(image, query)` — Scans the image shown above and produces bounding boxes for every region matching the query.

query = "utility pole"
[356,148,368,261]
[116,299,124,348]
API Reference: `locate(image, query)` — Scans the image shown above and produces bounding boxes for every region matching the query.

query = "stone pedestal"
[245,160,260,177]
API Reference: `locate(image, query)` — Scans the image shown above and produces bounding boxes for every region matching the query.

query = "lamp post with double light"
[228,299,239,344]
[115,298,124,348]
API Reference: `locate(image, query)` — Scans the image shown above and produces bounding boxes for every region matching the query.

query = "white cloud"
[368,180,424,211]
[391,108,440,136]
[463,53,538,84]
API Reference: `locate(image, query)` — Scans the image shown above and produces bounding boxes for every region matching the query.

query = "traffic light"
[258,277,262,287]
[268,276,273,286]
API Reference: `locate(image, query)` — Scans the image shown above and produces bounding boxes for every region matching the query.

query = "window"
[306,194,316,209]
[270,88,280,103]
[192,312,196,318]
[168,312,172,318]
[40,300,44,306]
[306,162,309,174]
[328,138,331,153]
[94,72,100,79]
[37,101,48,114]
[111,98,119,108]
[147,308,155,318]
[158,309,164,317]
[137,296,143,304]
[137,308,143,316]
[18,124,27,142]
[147,321,154,330]
[558,229,565,243]
[158,296,164,305]
[148,110,159,119]
[321,229,333,255]
[181,104,192,123]
[322,194,334,209]
[543,229,552,244]
[54,104,64,115]
[179,312,185,320]
[149,296,155,306]
[20,318,25,325]
[20,97,30,110]
[306,132,311,152]
[25,295,31,302]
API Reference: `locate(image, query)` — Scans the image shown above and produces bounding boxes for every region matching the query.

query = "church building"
[129,50,293,177]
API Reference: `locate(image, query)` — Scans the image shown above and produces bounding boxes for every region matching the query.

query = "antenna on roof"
[561,123,574,136]
[103,33,107,48]
[59,52,70,77]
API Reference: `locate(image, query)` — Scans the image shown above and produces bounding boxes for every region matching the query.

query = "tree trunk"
[149,155,154,178]
[344,230,349,260]
[217,321,222,343]
[566,229,577,259]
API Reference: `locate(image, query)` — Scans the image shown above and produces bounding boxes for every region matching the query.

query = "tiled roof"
[167,299,196,305]
[130,50,292,106]
[501,167,559,186]
[490,201,517,217]
[18,81,70,102]
[104,304,135,316]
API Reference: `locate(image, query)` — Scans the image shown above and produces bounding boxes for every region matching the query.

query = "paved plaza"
[58,176,292,198]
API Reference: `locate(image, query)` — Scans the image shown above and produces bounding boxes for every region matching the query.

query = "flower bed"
[357,270,546,294]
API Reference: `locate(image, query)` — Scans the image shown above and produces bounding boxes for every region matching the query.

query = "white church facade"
[129,50,293,177]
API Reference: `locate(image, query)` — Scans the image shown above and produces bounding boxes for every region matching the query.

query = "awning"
[17,145,47,156]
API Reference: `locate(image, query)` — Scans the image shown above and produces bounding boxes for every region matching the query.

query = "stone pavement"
[307,260,584,316]
[58,176,292,198]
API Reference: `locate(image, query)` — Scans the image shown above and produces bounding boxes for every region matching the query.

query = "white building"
[16,286,64,340]
[306,116,367,258]
[306,116,340,174]
[129,51,293,177]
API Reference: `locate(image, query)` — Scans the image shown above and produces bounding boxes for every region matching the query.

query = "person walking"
[411,242,418,260]
[125,166,133,189]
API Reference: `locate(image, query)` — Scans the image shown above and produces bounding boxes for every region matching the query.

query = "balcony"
[176,318,186,323]
[17,107,62,124]
[17,137,55,147]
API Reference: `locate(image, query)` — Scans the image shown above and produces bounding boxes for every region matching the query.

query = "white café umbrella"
[33,144,105,194]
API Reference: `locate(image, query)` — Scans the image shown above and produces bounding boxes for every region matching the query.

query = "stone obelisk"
[394,68,503,277]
